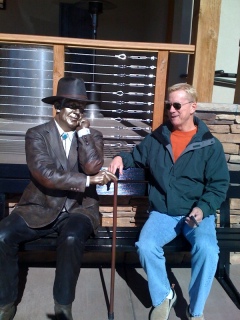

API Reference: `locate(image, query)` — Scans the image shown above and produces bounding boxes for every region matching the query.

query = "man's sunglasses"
[165,101,193,110]
[64,101,85,112]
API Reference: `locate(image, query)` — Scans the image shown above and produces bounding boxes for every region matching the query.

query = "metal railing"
[0,33,195,164]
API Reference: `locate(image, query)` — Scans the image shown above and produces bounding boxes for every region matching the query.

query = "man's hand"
[77,118,90,130]
[108,156,124,175]
[185,207,203,228]
[89,170,118,186]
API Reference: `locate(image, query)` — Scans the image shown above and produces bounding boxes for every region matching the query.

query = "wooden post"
[188,0,222,102]
[52,45,65,116]
[152,51,169,130]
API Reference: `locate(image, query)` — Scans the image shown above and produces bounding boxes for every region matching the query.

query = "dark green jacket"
[120,117,230,218]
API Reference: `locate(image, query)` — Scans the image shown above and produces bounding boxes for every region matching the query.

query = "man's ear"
[54,101,61,113]
[190,102,197,114]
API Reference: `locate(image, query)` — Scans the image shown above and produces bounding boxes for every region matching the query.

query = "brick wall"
[197,103,240,229]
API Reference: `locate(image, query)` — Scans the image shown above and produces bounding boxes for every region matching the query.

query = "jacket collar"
[152,116,214,145]
[44,120,78,170]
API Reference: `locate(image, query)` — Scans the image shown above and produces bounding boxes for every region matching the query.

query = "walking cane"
[108,179,118,320]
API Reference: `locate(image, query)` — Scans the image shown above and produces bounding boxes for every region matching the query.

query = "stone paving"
[13,263,240,320]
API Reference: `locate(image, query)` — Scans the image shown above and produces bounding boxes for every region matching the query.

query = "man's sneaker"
[186,306,205,320]
[150,289,177,320]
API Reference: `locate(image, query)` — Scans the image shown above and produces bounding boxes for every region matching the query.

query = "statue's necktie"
[61,132,69,154]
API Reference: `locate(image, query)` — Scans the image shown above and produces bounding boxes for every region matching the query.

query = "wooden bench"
[0,164,240,319]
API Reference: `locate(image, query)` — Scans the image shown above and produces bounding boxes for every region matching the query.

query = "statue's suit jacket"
[13,119,104,232]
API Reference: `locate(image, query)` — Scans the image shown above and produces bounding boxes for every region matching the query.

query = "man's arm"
[194,140,230,218]
[108,136,150,175]
[76,119,104,175]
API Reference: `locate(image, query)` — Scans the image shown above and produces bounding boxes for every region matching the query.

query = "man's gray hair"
[168,83,198,102]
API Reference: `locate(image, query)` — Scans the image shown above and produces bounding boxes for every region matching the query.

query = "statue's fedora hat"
[42,77,97,105]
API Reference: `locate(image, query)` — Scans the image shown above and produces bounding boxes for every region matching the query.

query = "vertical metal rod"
[108,180,118,320]
[92,13,97,82]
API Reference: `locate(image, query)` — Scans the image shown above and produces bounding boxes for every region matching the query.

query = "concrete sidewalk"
[13,263,240,320]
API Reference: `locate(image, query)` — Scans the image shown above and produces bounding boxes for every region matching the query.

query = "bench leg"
[216,251,240,309]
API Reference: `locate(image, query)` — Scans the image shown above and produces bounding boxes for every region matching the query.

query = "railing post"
[152,50,169,130]
[53,44,65,116]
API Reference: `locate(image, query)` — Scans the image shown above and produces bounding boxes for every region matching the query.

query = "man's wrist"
[78,128,90,138]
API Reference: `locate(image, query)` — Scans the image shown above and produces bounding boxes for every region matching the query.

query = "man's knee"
[0,228,17,258]
[58,234,86,250]
[193,237,219,256]
[136,238,164,258]
[0,227,11,246]
[64,235,80,245]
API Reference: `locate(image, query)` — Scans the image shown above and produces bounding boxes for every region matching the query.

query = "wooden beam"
[152,51,169,129]
[0,33,195,54]
[234,41,240,104]
[188,0,222,102]
[52,45,65,116]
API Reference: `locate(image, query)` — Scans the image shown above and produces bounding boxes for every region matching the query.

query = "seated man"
[0,76,117,320]
[108,83,229,320]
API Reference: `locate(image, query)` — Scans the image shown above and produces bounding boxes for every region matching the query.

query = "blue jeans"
[135,211,219,317]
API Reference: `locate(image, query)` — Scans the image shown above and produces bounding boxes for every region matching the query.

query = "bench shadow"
[46,315,56,319]
[167,266,189,320]
[116,264,152,308]
[17,255,56,305]
[116,264,189,320]
[17,264,61,319]
[17,257,188,320]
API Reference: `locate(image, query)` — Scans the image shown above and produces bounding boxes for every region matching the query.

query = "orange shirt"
[170,127,197,162]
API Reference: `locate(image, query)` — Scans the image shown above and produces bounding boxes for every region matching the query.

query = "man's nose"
[73,108,81,114]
